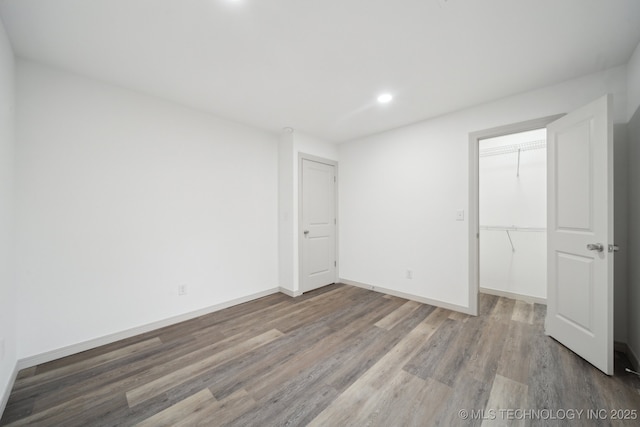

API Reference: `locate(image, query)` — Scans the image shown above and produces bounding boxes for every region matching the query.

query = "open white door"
[300,158,337,292]
[546,95,614,375]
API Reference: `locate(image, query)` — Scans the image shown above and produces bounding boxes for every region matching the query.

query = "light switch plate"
[456,210,465,221]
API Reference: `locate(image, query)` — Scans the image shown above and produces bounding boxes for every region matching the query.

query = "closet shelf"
[480,225,546,232]
[479,139,546,157]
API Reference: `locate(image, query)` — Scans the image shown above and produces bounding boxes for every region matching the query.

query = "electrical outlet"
[178,285,188,296]
[406,269,413,279]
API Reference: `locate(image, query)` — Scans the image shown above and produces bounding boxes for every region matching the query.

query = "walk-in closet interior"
[479,128,547,301]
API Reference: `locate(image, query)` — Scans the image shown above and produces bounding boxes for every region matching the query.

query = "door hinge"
[334,261,337,267]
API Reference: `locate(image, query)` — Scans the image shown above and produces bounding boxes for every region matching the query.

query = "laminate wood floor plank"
[173,389,256,427]
[273,286,371,334]
[3,286,640,427]
[195,323,335,401]
[374,300,422,330]
[0,397,34,426]
[404,315,486,387]
[125,329,284,407]
[465,318,509,385]
[14,368,36,381]
[250,324,384,404]
[496,320,533,384]
[324,304,438,393]
[228,383,339,427]
[193,288,333,339]
[480,293,500,315]
[309,307,449,426]
[511,300,534,324]
[373,372,452,427]
[527,327,565,418]
[490,297,516,324]
[4,392,129,427]
[28,329,226,411]
[194,285,356,340]
[190,300,291,342]
[532,302,546,328]
[13,337,192,412]
[194,292,290,330]
[591,354,640,427]
[15,338,163,391]
[449,311,470,322]
[552,342,611,416]
[21,327,272,421]
[243,292,397,400]
[134,388,216,427]
[324,288,404,331]
[480,374,528,427]
[431,376,494,427]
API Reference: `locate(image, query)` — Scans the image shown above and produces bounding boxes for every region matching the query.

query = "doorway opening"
[468,115,563,316]
[478,128,547,303]
[470,97,613,374]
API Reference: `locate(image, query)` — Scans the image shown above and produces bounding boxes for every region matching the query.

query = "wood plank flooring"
[2,284,640,426]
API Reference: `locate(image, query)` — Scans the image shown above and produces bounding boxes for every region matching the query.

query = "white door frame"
[468,115,563,315]
[298,153,339,292]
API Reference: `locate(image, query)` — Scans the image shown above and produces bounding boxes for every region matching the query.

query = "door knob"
[586,243,604,252]
[303,230,309,236]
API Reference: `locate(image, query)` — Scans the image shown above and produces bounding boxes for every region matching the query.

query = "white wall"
[613,124,629,343]
[479,129,546,300]
[0,16,16,413]
[14,60,279,360]
[339,66,627,310]
[278,130,337,295]
[627,41,640,122]
[628,109,640,364]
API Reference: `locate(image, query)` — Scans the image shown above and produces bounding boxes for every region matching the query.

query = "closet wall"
[479,128,547,300]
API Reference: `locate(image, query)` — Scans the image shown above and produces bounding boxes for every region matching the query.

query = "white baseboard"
[340,278,473,315]
[479,287,547,305]
[17,287,281,370]
[1,362,19,418]
[630,345,640,372]
[278,287,302,297]
[620,341,640,371]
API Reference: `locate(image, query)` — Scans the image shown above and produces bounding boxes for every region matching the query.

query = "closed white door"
[546,95,613,374]
[301,158,336,292]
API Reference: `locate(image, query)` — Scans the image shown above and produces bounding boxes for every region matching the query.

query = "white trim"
[614,341,640,371]
[278,286,302,297]
[17,288,280,370]
[479,287,547,305]
[1,363,19,417]
[623,342,640,371]
[340,279,473,315]
[468,115,563,317]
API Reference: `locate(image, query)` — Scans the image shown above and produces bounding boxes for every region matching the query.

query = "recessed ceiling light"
[377,93,393,104]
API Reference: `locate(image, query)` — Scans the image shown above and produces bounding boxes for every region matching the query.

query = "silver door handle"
[587,243,604,252]
[303,230,309,236]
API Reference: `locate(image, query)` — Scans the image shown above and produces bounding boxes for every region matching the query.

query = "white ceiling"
[1,0,639,142]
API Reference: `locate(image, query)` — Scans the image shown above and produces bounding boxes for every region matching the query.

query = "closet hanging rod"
[479,139,546,157]
[480,225,546,232]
